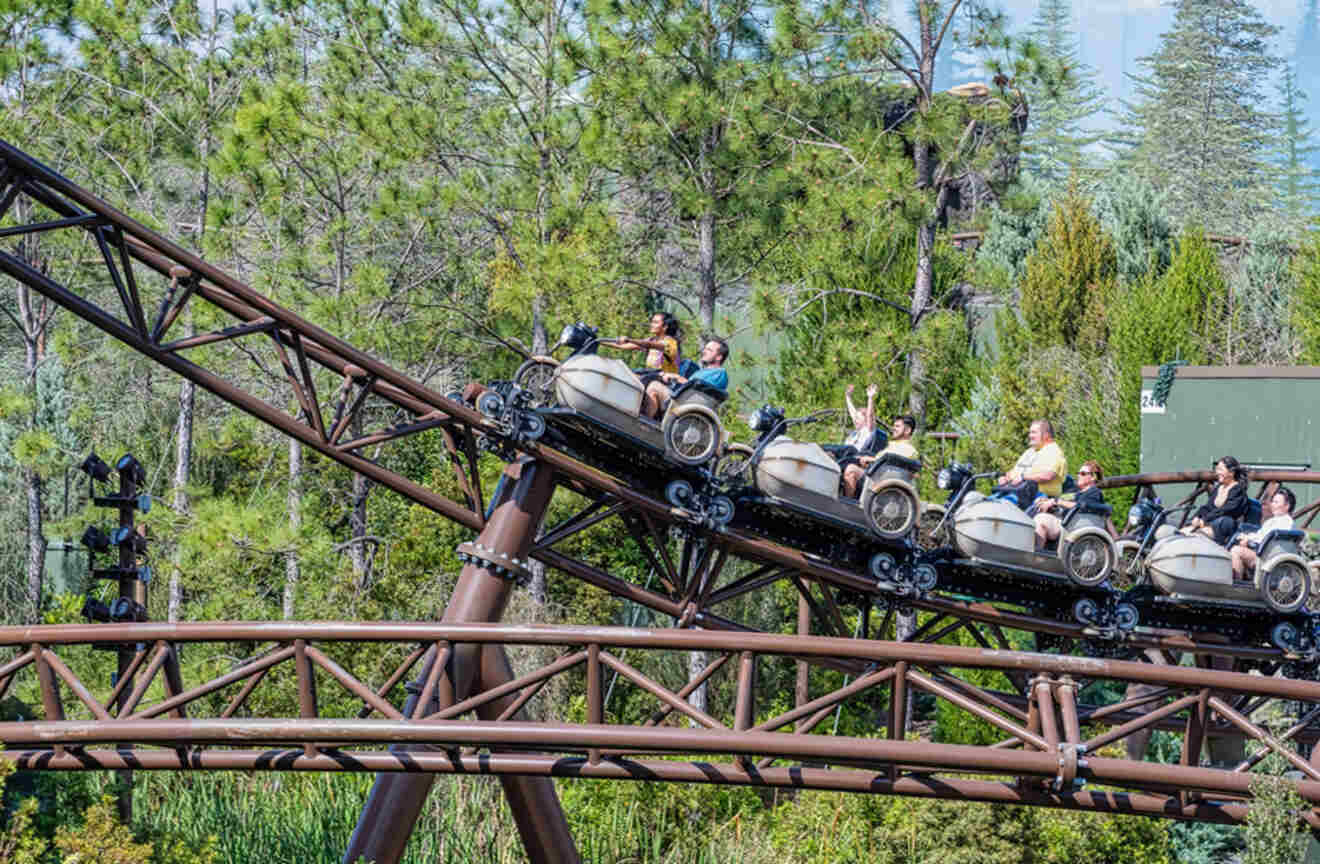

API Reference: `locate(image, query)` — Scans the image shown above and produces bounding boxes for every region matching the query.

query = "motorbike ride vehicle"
[478,321,733,524]
[720,406,934,596]
[930,463,1135,634]
[1113,496,1316,654]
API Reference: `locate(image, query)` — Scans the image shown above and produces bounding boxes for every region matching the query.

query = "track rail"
[5,138,1320,666]
[2,622,1319,827]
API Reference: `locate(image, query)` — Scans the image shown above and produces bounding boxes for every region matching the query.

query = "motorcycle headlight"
[558,324,575,344]
[937,467,952,490]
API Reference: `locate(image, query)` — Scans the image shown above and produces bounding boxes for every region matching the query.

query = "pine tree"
[1275,65,1320,232]
[1114,0,1281,232]
[1021,0,1107,182]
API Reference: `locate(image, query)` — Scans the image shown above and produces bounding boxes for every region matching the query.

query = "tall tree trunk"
[908,216,936,424]
[25,468,44,619]
[284,435,302,619]
[531,295,548,355]
[697,208,717,331]
[687,645,708,715]
[168,364,194,623]
[349,417,369,583]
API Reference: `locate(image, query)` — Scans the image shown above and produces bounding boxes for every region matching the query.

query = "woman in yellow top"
[612,312,682,376]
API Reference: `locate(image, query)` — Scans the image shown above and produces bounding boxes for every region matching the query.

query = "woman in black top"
[1182,456,1249,545]
[1033,460,1106,547]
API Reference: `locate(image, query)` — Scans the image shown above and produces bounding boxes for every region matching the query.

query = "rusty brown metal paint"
[345,458,566,864]
[0,748,1261,825]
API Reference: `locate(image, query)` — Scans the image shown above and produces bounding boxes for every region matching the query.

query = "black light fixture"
[80,526,111,554]
[81,596,147,623]
[78,452,111,483]
[116,453,145,485]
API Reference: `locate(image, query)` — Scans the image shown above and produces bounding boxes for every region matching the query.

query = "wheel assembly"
[1272,621,1300,653]
[513,359,559,407]
[476,390,505,419]
[716,443,755,485]
[1261,560,1310,614]
[1072,597,1099,627]
[913,563,938,592]
[864,482,918,540]
[663,406,721,466]
[665,479,695,509]
[1114,602,1139,632]
[868,552,897,582]
[518,413,546,441]
[708,495,735,527]
[1063,533,1113,588]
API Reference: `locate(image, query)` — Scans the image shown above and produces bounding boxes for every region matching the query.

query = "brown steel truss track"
[3,621,1320,828]
[3,138,1318,666]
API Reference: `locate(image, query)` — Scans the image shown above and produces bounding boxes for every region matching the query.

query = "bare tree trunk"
[25,468,44,619]
[168,376,194,623]
[284,435,302,619]
[687,645,708,715]
[349,416,369,583]
[697,208,717,331]
[531,295,548,355]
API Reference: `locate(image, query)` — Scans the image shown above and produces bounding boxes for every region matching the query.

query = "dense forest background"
[3,0,1320,859]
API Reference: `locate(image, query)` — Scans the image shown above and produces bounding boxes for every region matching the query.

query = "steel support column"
[343,458,572,864]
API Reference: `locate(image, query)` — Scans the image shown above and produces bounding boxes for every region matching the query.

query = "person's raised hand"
[866,383,878,399]
[845,384,855,396]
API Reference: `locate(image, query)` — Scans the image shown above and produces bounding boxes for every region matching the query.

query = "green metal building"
[1139,366,1320,509]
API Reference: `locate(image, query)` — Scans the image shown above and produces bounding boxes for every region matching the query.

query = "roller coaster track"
[5,137,1320,861]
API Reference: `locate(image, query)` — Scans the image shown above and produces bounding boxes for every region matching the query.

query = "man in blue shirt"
[641,338,729,418]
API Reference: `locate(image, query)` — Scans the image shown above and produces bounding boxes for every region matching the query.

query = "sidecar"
[949,495,1117,588]
[722,406,932,593]
[1145,530,1310,613]
[489,353,732,521]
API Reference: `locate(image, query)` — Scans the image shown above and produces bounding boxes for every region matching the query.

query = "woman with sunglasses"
[1033,460,1105,548]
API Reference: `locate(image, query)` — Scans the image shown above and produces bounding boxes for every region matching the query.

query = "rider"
[1229,486,1295,580]
[613,312,682,377]
[843,414,919,498]
[1033,460,1104,548]
[1180,456,1250,545]
[828,383,879,498]
[996,419,1066,508]
[641,338,729,419]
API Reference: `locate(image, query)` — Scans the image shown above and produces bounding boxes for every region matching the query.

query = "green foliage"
[1244,759,1309,864]
[1018,183,1116,352]
[1092,174,1175,285]
[972,175,1055,296]
[1292,233,1320,362]
[1114,0,1282,232]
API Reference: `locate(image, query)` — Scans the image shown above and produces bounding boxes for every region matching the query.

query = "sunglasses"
[1078,470,1094,476]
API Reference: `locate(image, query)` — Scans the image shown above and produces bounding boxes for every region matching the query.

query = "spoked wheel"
[665,479,695,510]
[917,506,948,550]
[664,408,720,466]
[1261,560,1310,614]
[864,483,918,540]
[716,443,755,486]
[1064,534,1113,588]
[513,359,559,407]
[1112,541,1145,591]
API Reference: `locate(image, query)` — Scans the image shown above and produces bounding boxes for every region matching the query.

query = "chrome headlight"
[937,467,952,490]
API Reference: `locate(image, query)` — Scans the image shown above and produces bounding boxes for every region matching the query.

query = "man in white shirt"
[1230,487,1295,580]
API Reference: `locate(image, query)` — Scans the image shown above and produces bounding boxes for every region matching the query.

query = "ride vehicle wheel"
[662,404,721,466]
[862,480,919,540]
[513,358,559,407]
[519,413,546,441]
[1271,621,1300,653]
[1112,540,1145,591]
[665,479,695,510]
[708,495,735,527]
[716,443,755,485]
[476,390,505,419]
[917,505,948,550]
[1260,559,1310,614]
[913,563,938,592]
[1114,602,1139,632]
[868,552,897,582]
[1061,532,1113,588]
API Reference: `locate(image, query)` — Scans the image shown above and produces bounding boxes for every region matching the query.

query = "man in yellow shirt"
[998,419,1066,499]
